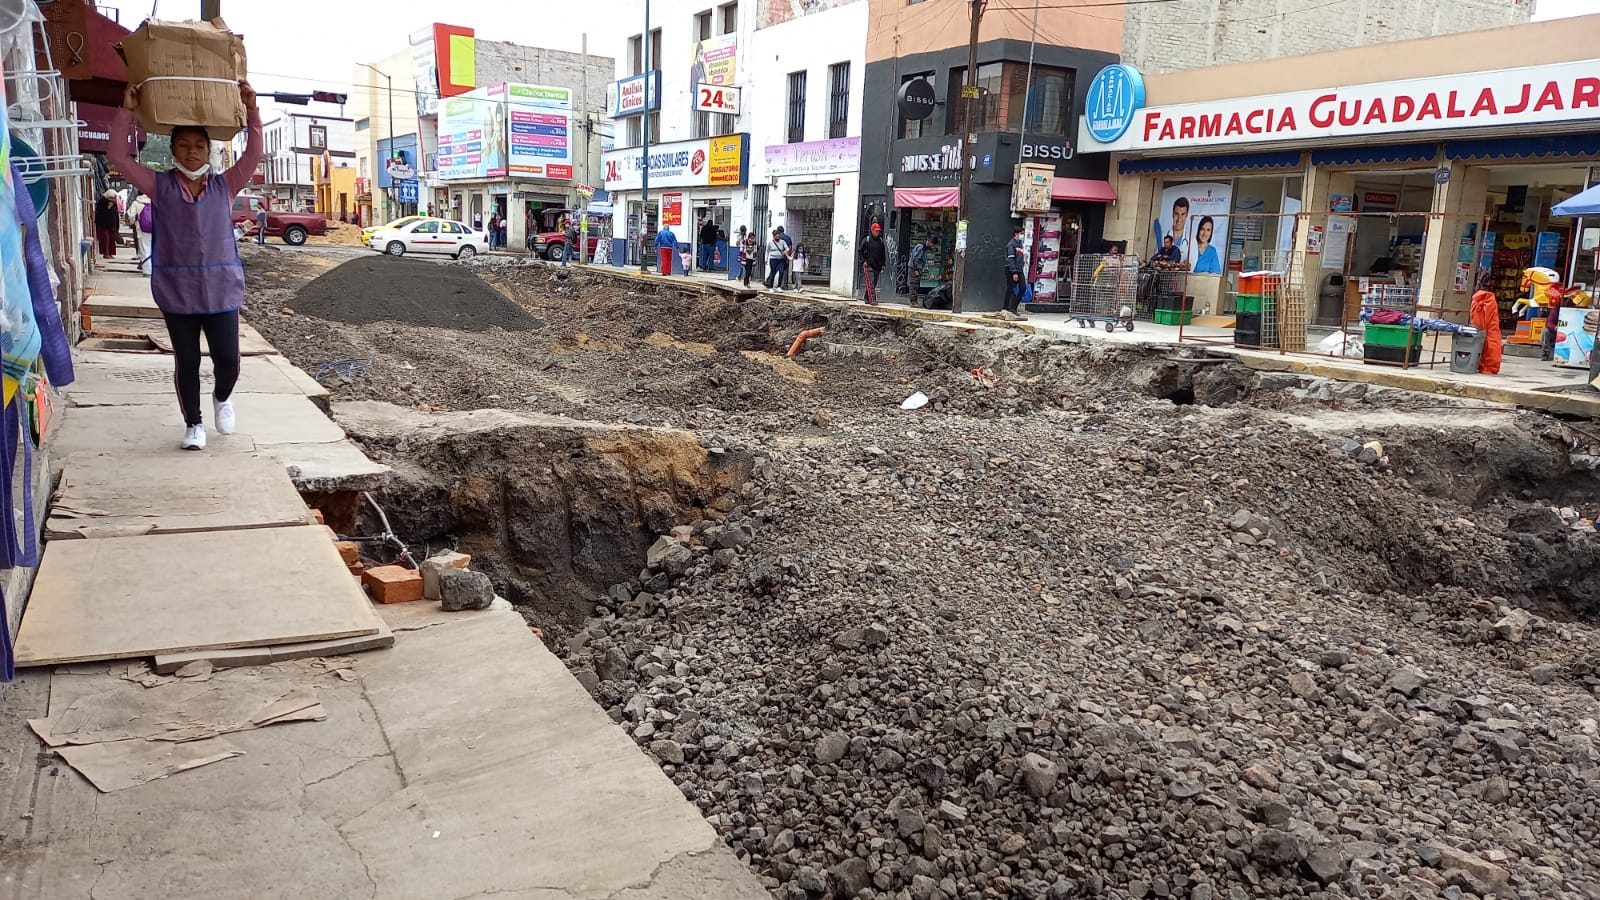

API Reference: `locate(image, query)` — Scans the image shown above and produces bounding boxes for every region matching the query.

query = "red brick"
[310,508,326,525]
[363,565,423,604]
[335,541,361,565]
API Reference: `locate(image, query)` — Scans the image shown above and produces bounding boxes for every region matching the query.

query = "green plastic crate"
[1236,293,1263,314]
[1154,309,1193,326]
[1364,323,1420,349]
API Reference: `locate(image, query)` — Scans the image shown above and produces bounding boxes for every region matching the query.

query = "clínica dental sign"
[1079,60,1600,153]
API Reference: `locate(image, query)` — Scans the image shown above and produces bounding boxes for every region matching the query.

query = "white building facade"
[602,0,868,295]
[251,108,356,211]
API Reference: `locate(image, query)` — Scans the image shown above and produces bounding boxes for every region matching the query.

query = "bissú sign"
[1022,142,1073,161]
[1079,60,1600,153]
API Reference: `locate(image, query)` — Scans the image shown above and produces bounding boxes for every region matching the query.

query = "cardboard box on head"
[117,18,248,141]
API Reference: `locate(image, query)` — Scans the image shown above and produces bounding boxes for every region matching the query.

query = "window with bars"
[786,71,807,144]
[827,62,850,139]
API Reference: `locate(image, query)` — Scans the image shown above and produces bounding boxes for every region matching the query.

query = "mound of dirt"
[291,257,542,332]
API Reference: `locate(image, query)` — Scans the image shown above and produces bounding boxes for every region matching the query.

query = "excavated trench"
[334,333,1600,634]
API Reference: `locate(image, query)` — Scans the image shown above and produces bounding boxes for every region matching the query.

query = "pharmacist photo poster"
[1157,182,1232,275]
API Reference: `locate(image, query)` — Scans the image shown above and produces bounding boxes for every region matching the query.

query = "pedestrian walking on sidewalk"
[564,216,580,266]
[698,217,719,270]
[111,80,264,451]
[488,212,502,250]
[738,227,756,286]
[126,192,154,276]
[859,222,886,305]
[1005,224,1028,293]
[764,228,790,290]
[94,190,121,258]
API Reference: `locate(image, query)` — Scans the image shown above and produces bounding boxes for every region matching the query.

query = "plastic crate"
[1364,323,1420,349]
[1236,293,1263,314]
[1238,272,1283,295]
[1154,309,1193,326]
[1363,342,1422,365]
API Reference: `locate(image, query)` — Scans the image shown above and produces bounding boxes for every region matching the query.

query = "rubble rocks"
[420,550,471,600]
[1494,608,1533,642]
[646,536,693,576]
[1020,752,1059,798]
[439,567,494,611]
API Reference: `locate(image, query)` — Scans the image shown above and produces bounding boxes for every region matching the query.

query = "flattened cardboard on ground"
[46,451,314,539]
[13,526,381,667]
[57,736,245,793]
[118,18,248,140]
[68,351,309,397]
[152,617,395,674]
[28,668,326,746]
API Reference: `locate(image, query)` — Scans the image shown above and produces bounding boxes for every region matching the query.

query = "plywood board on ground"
[152,618,394,673]
[14,525,381,667]
[1191,315,1237,328]
[47,451,314,539]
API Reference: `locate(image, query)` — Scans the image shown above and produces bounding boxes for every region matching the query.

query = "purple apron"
[151,170,245,315]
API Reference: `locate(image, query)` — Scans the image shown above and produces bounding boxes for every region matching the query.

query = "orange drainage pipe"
[788,326,825,357]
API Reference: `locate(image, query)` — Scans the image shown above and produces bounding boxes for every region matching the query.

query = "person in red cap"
[859,221,886,305]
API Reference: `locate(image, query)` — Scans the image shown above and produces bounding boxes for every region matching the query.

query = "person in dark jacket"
[698,217,720,270]
[859,222,886,305]
[907,236,935,307]
[1003,271,1032,316]
[95,190,122,258]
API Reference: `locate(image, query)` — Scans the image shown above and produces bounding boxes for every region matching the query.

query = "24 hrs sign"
[695,85,741,115]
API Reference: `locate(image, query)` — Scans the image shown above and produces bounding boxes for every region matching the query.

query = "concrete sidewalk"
[0,261,767,900]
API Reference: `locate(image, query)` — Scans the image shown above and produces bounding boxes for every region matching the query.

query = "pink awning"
[1052,178,1118,203]
[894,187,959,208]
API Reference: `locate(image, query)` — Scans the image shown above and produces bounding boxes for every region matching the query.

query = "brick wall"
[1125,0,1534,74]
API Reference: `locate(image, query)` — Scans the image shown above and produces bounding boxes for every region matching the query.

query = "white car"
[368,218,488,259]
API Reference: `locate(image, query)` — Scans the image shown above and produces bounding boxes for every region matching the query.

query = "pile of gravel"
[565,402,1600,900]
[290,256,542,332]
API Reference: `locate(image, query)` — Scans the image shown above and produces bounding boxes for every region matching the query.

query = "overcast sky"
[104,0,1591,113]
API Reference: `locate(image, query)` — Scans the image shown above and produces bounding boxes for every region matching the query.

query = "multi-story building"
[353,47,423,227]
[1123,0,1535,75]
[357,25,613,249]
[858,0,1123,310]
[253,107,356,213]
[601,0,868,294]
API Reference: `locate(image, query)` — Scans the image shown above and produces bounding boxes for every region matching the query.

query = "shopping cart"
[1070,253,1139,332]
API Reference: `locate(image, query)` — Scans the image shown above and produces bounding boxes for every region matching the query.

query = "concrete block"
[421,551,472,600]
[363,565,423,604]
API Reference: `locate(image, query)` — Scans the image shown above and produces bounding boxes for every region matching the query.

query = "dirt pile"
[571,404,1600,899]
[289,256,542,332]
[243,252,1600,900]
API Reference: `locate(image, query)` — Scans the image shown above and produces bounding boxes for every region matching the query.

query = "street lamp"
[359,62,397,215]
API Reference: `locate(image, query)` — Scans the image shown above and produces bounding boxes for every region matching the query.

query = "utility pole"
[581,32,590,264]
[360,64,395,216]
[952,0,984,314]
[640,0,653,272]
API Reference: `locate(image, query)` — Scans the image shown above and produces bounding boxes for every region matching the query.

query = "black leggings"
[163,311,241,427]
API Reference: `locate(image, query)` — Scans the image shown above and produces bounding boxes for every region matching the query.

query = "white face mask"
[175,162,211,179]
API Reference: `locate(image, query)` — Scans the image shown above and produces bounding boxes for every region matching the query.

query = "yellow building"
[313,151,359,221]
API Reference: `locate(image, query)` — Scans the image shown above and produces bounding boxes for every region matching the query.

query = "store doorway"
[692,202,730,271]
[784,185,836,282]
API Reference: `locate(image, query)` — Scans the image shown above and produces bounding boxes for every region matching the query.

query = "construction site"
[219,246,1600,899]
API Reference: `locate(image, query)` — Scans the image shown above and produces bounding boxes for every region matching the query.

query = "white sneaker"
[214,399,236,435]
[181,424,207,450]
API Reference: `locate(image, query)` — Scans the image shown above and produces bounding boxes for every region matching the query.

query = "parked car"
[231,195,328,246]
[368,218,488,259]
[529,208,603,261]
[362,215,434,245]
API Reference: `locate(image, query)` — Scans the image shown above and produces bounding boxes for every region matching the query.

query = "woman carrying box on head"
[109,79,263,451]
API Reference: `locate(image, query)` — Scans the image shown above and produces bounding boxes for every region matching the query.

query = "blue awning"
[1446,133,1600,161]
[1117,151,1302,176]
[1310,143,1438,167]
[1553,183,1600,217]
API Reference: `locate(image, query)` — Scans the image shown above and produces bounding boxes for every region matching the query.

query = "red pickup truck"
[530,208,603,261]
[231,195,328,246]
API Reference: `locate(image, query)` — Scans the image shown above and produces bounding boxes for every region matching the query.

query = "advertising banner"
[603,135,749,191]
[436,85,507,181]
[1081,60,1600,152]
[697,33,737,86]
[435,24,476,99]
[507,83,573,180]
[610,72,661,117]
[661,192,684,227]
[410,26,439,116]
[1155,182,1232,275]
[764,136,860,178]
